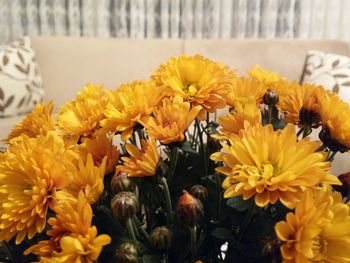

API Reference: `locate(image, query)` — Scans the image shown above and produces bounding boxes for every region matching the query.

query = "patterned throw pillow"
[0,37,43,117]
[301,50,350,102]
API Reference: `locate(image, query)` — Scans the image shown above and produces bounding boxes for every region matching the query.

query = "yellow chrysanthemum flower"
[67,154,107,204]
[152,54,235,118]
[275,188,350,262]
[211,123,341,208]
[0,132,75,244]
[216,99,262,138]
[139,96,202,144]
[248,65,286,87]
[116,138,160,177]
[25,191,111,263]
[57,84,109,138]
[6,101,55,142]
[101,81,164,141]
[318,92,350,152]
[226,77,267,108]
[79,134,120,174]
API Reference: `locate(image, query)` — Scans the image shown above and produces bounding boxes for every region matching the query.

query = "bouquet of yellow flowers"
[1,55,350,263]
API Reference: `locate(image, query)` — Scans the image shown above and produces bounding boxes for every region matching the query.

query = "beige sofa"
[1,37,350,173]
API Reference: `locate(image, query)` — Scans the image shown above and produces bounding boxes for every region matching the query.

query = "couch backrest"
[31,37,350,106]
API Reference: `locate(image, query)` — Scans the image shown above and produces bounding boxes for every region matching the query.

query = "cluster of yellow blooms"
[1,54,350,262]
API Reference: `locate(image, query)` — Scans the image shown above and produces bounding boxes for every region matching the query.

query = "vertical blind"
[0,0,349,44]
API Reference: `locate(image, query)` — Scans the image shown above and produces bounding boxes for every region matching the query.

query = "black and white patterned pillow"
[301,50,350,102]
[0,37,43,117]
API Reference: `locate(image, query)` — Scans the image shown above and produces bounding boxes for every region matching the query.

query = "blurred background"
[1,0,350,44]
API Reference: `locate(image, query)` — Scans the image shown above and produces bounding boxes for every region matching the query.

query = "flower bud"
[111,172,135,194]
[115,242,138,263]
[263,90,279,106]
[150,226,173,250]
[111,192,138,219]
[261,236,282,263]
[176,190,203,227]
[299,107,320,127]
[190,185,208,203]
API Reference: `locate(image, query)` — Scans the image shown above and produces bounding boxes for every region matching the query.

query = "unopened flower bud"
[261,236,282,263]
[263,90,279,106]
[115,242,138,263]
[176,190,203,227]
[111,172,135,194]
[190,185,208,203]
[111,192,138,219]
[150,226,172,250]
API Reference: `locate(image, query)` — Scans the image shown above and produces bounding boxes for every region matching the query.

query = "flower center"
[312,235,327,259]
[234,162,277,184]
[183,83,199,96]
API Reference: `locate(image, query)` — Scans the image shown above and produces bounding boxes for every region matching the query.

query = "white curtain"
[0,0,349,44]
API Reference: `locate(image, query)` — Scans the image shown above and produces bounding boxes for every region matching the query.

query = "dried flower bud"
[111,172,135,194]
[111,192,138,219]
[319,127,348,153]
[333,172,350,196]
[263,90,279,106]
[207,137,221,153]
[150,226,173,250]
[261,236,282,263]
[176,190,203,227]
[190,185,208,202]
[115,242,138,263]
[299,107,320,127]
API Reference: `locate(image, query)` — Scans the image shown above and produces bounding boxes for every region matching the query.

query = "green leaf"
[226,196,252,212]
[211,227,233,241]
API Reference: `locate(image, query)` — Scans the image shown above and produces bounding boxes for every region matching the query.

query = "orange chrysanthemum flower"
[278,82,330,126]
[216,99,262,138]
[101,81,164,141]
[139,96,202,144]
[225,77,267,108]
[248,65,286,87]
[79,134,120,174]
[57,84,109,138]
[0,132,75,244]
[116,138,160,177]
[6,101,55,142]
[211,123,340,208]
[152,54,235,118]
[25,192,111,263]
[318,91,350,152]
[67,154,107,204]
[275,188,350,262]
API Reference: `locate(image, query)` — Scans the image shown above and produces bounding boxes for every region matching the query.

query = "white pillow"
[0,37,43,117]
[302,50,350,102]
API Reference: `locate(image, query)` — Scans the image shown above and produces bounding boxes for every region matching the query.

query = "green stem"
[327,151,337,162]
[296,127,305,138]
[126,218,137,243]
[160,177,173,224]
[0,242,16,263]
[195,119,208,177]
[133,215,151,245]
[189,226,197,261]
[215,174,221,220]
[167,147,179,183]
[267,106,272,124]
[238,202,255,241]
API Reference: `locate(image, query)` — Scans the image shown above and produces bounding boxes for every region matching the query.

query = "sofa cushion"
[0,37,43,117]
[301,50,350,103]
[30,37,183,108]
